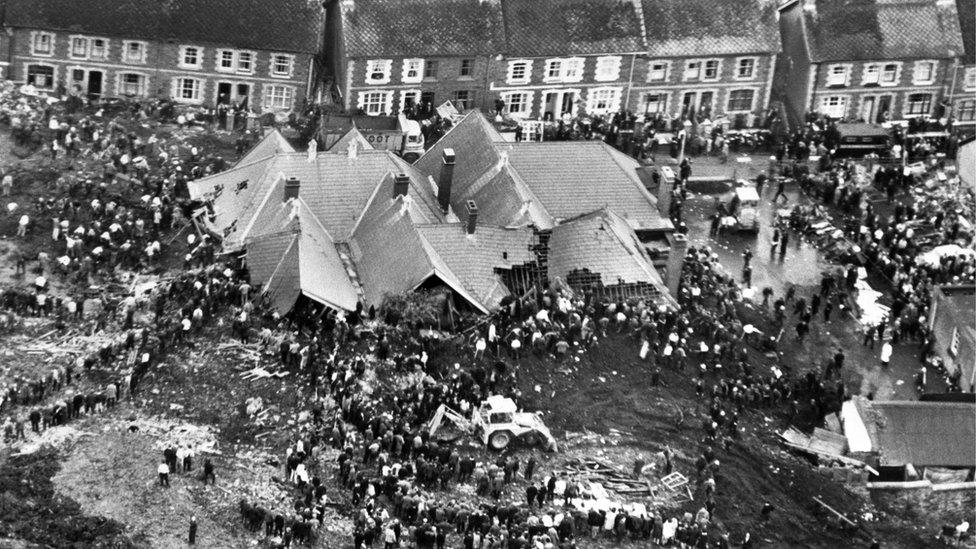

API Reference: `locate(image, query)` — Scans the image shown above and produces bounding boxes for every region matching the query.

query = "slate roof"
[4,0,323,53]
[326,128,374,154]
[856,400,976,467]
[641,0,780,57]
[801,0,965,62]
[501,0,645,57]
[418,112,671,232]
[239,130,295,166]
[547,208,670,298]
[340,0,505,57]
[957,0,975,64]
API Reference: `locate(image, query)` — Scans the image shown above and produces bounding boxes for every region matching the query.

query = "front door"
[876,95,892,123]
[861,96,876,123]
[235,84,250,109]
[86,70,103,98]
[216,82,232,105]
[682,92,697,118]
[699,91,714,119]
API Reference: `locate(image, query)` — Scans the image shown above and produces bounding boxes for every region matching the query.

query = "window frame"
[965,67,976,92]
[647,60,670,83]
[506,59,532,85]
[862,63,880,86]
[216,50,236,72]
[587,86,622,115]
[263,84,297,112]
[905,92,933,116]
[958,99,976,122]
[122,40,148,64]
[68,35,90,60]
[173,77,204,104]
[30,31,56,57]
[117,72,148,98]
[235,51,256,75]
[402,58,425,84]
[179,45,204,70]
[735,57,757,80]
[594,56,622,82]
[459,59,474,78]
[364,59,393,85]
[643,91,669,115]
[25,63,57,90]
[879,62,900,86]
[726,88,757,113]
[423,59,439,80]
[269,53,295,78]
[912,60,936,85]
[684,60,702,81]
[702,59,722,82]
[90,38,109,61]
[358,90,394,116]
[501,90,533,118]
[825,64,850,87]
[820,95,849,118]
[452,90,474,110]
[543,57,584,84]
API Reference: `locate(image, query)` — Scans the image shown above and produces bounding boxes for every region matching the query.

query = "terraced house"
[0,0,324,114]
[776,0,965,125]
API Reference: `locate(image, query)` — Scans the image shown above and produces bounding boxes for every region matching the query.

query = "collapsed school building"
[189,111,681,315]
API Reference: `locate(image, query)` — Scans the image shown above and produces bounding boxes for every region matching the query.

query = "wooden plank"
[812,496,857,528]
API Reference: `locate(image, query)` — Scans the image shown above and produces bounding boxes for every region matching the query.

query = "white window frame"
[402,58,424,84]
[358,90,394,115]
[89,37,109,61]
[862,63,880,86]
[178,46,204,70]
[262,84,296,112]
[364,59,393,85]
[30,31,55,57]
[586,86,622,115]
[24,62,57,90]
[879,62,901,87]
[905,92,933,116]
[912,60,936,85]
[235,51,256,75]
[543,57,584,84]
[684,60,702,81]
[270,53,295,78]
[643,91,669,115]
[216,50,236,73]
[726,88,758,113]
[702,59,722,82]
[68,35,90,60]
[965,67,976,92]
[594,56,622,82]
[825,64,851,86]
[172,77,204,104]
[122,41,148,64]
[735,57,758,80]
[820,95,849,118]
[501,90,533,118]
[506,59,532,85]
[116,72,148,98]
[647,60,670,82]
[459,58,474,78]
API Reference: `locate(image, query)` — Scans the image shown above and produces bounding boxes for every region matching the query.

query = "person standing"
[158,461,170,487]
[188,516,197,545]
[880,342,893,369]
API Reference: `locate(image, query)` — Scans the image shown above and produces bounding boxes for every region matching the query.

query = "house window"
[502,91,531,116]
[595,56,621,81]
[424,59,438,79]
[862,64,880,85]
[949,327,960,357]
[236,51,254,74]
[365,59,392,85]
[648,61,668,82]
[452,90,474,109]
[507,60,531,85]
[880,63,899,85]
[91,39,108,60]
[460,59,473,77]
[271,54,293,77]
[913,61,935,85]
[32,32,55,56]
[826,64,848,86]
[402,59,424,83]
[174,77,202,102]
[702,59,720,81]
[217,50,235,71]
[263,85,295,111]
[644,92,668,114]
[546,59,562,80]
[820,95,848,118]
[965,67,976,91]
[727,89,755,112]
[587,87,621,114]
[736,58,756,79]
[544,57,584,83]
[905,93,932,116]
[180,46,203,69]
[359,91,392,115]
[123,41,146,64]
[959,99,976,121]
[684,60,702,80]
[119,73,146,97]
[70,37,88,59]
[26,64,55,89]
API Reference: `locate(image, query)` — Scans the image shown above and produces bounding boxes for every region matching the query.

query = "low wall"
[868,480,976,520]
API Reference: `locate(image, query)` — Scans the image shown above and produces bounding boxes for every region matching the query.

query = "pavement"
[673,153,939,401]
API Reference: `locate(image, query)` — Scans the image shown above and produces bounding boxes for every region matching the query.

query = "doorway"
[216,82,232,105]
[86,70,103,98]
[542,90,577,120]
[217,82,250,108]
[876,95,892,123]
[861,96,876,123]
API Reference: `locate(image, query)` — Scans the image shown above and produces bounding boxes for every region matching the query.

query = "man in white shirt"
[158,461,170,487]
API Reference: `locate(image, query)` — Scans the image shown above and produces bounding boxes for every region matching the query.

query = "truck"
[428,395,557,452]
[318,113,425,161]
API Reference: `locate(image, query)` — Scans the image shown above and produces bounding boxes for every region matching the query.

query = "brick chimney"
[665,232,687,298]
[465,199,478,235]
[656,166,675,218]
[393,173,410,199]
[284,177,300,201]
[437,148,456,214]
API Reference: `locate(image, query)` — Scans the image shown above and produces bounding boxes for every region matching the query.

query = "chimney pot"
[393,173,410,199]
[437,148,456,214]
[465,199,478,234]
[284,177,300,201]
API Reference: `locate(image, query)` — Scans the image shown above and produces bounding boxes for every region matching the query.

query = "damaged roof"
[855,399,976,467]
[4,0,324,53]
[799,0,965,62]
[417,111,671,232]
[641,0,780,57]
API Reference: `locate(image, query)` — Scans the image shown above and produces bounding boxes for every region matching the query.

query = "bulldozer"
[428,395,557,452]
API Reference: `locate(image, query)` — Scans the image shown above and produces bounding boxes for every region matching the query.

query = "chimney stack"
[284,177,300,201]
[656,166,675,218]
[393,173,410,199]
[437,148,456,214]
[465,200,478,235]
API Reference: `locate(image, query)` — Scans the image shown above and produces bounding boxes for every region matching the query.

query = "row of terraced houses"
[0,0,971,128]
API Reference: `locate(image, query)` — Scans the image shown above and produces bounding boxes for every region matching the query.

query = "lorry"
[318,113,425,161]
[722,180,761,233]
[428,395,557,452]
